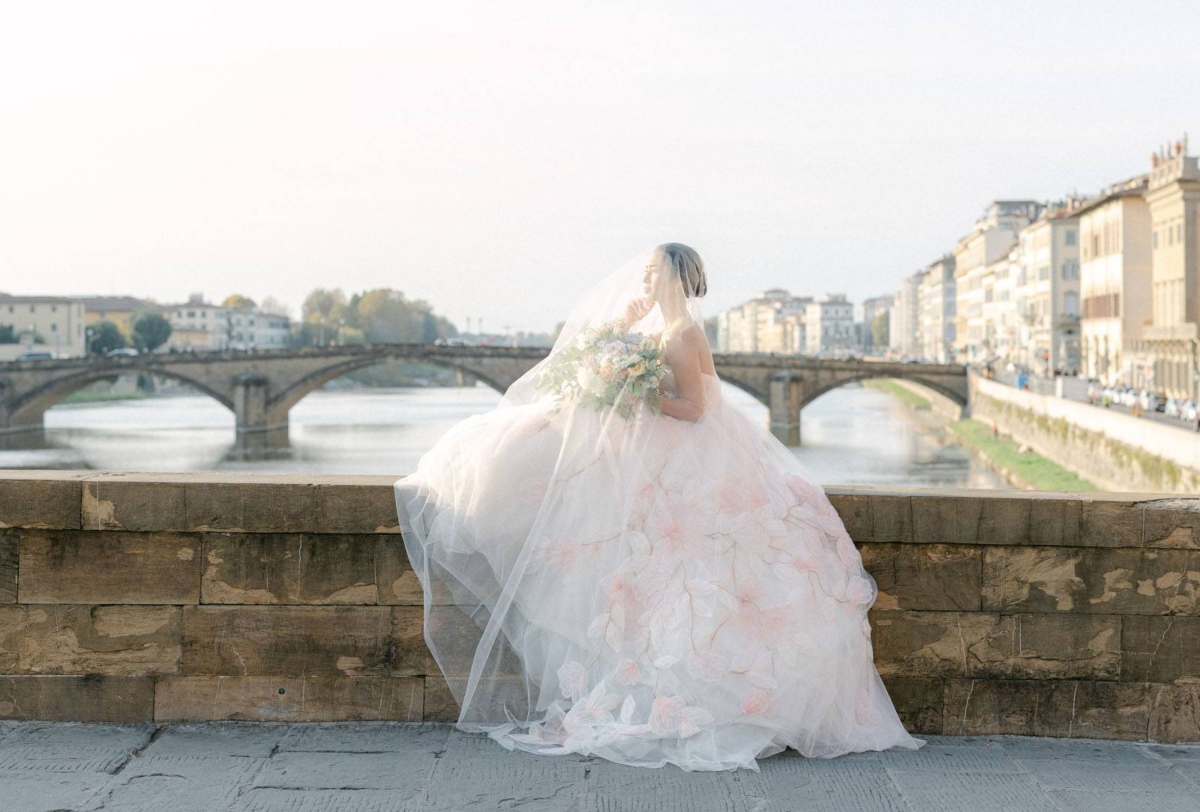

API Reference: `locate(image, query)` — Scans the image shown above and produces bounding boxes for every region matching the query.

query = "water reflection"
[2,382,1007,488]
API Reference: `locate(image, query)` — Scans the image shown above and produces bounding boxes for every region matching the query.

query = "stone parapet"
[0,472,1198,742]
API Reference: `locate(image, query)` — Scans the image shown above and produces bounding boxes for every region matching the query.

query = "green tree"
[870,310,889,348]
[88,320,127,354]
[132,311,173,352]
[300,288,350,345]
[356,289,423,343]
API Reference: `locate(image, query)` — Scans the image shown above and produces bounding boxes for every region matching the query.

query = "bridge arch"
[265,352,515,424]
[801,371,968,410]
[7,367,235,428]
[709,371,770,406]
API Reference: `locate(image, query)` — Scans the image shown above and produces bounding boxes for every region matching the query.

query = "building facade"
[75,296,151,339]
[952,201,1043,364]
[805,294,856,355]
[1077,176,1153,386]
[0,295,87,358]
[717,289,811,354]
[1140,137,1200,402]
[1014,205,1082,375]
[918,255,956,363]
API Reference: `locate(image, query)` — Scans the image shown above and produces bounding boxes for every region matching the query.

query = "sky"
[2,1,1199,333]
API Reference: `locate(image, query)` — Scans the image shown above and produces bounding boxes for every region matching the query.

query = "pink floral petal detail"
[648,695,687,735]
[740,688,774,716]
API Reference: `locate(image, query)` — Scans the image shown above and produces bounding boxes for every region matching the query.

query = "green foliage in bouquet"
[536,319,667,419]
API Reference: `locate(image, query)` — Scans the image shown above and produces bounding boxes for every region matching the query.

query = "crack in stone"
[110,724,164,775]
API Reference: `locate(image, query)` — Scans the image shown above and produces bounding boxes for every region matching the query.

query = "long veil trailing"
[394,247,921,771]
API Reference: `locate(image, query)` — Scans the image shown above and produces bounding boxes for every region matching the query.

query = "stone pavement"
[1,722,1199,812]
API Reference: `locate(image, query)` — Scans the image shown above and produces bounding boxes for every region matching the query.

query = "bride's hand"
[622,296,654,325]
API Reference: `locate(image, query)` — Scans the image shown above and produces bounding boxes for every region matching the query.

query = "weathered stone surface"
[422,674,459,722]
[18,604,181,676]
[871,611,1120,680]
[943,679,1151,740]
[315,482,401,535]
[1012,613,1122,680]
[83,477,187,531]
[0,474,82,530]
[828,491,912,543]
[1142,498,1200,549]
[18,530,201,604]
[0,606,21,671]
[880,676,944,735]
[1080,496,1144,548]
[871,611,1013,678]
[0,532,16,603]
[1122,616,1200,684]
[982,546,1200,615]
[860,544,981,611]
[181,606,398,677]
[154,676,424,722]
[0,675,154,722]
[1031,496,1082,546]
[201,533,385,605]
[376,537,425,605]
[911,492,1031,546]
[1149,684,1200,743]
[184,482,320,533]
[421,675,531,723]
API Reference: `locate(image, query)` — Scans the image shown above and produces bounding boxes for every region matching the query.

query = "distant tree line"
[88,312,173,355]
[296,288,458,347]
[297,287,460,387]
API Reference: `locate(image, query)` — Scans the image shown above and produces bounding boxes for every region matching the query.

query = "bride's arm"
[659,332,706,423]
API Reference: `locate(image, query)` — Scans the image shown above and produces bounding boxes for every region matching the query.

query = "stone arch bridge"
[0,345,967,446]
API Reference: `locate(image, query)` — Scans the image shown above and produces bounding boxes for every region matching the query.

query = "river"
[0,382,1008,488]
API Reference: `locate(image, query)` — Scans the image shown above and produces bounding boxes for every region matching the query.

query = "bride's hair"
[657,243,707,298]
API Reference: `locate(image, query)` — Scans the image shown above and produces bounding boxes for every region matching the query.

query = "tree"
[259,296,290,317]
[88,320,126,354]
[222,294,257,311]
[132,311,173,352]
[357,289,422,343]
[870,310,889,348]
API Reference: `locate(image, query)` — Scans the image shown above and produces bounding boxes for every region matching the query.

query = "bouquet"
[536,319,667,418]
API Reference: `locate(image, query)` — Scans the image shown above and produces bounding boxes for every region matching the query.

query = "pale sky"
[2,1,1198,333]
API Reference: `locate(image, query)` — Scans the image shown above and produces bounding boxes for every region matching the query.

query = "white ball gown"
[394,251,923,771]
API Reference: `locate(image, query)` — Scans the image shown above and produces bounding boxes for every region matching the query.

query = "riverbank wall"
[2,471,1199,743]
[968,375,1200,494]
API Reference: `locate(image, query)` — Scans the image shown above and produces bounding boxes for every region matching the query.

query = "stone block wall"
[1,471,1199,743]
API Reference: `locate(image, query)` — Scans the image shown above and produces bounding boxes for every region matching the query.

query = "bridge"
[0,345,968,446]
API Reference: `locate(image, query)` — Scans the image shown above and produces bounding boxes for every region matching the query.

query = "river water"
[1,383,1008,489]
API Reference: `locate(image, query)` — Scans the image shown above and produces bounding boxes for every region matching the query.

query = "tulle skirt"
[395,375,923,771]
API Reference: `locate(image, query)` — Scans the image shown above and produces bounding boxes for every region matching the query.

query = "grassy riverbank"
[863,379,931,409]
[948,418,1098,492]
[869,377,1097,491]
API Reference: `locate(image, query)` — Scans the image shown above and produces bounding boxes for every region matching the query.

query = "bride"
[394,244,923,771]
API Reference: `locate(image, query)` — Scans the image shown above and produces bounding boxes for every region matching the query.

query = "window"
[1154,231,1159,249]
[1065,229,1077,246]
[51,323,57,332]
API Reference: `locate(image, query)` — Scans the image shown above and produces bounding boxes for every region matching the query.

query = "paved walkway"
[1,722,1199,811]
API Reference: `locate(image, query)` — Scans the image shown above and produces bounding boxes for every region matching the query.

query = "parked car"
[105,347,140,357]
[15,351,54,361]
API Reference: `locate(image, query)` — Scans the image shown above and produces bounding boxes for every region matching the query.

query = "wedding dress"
[394,248,923,771]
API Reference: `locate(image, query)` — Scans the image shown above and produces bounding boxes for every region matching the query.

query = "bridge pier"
[232,373,272,436]
[769,371,803,447]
